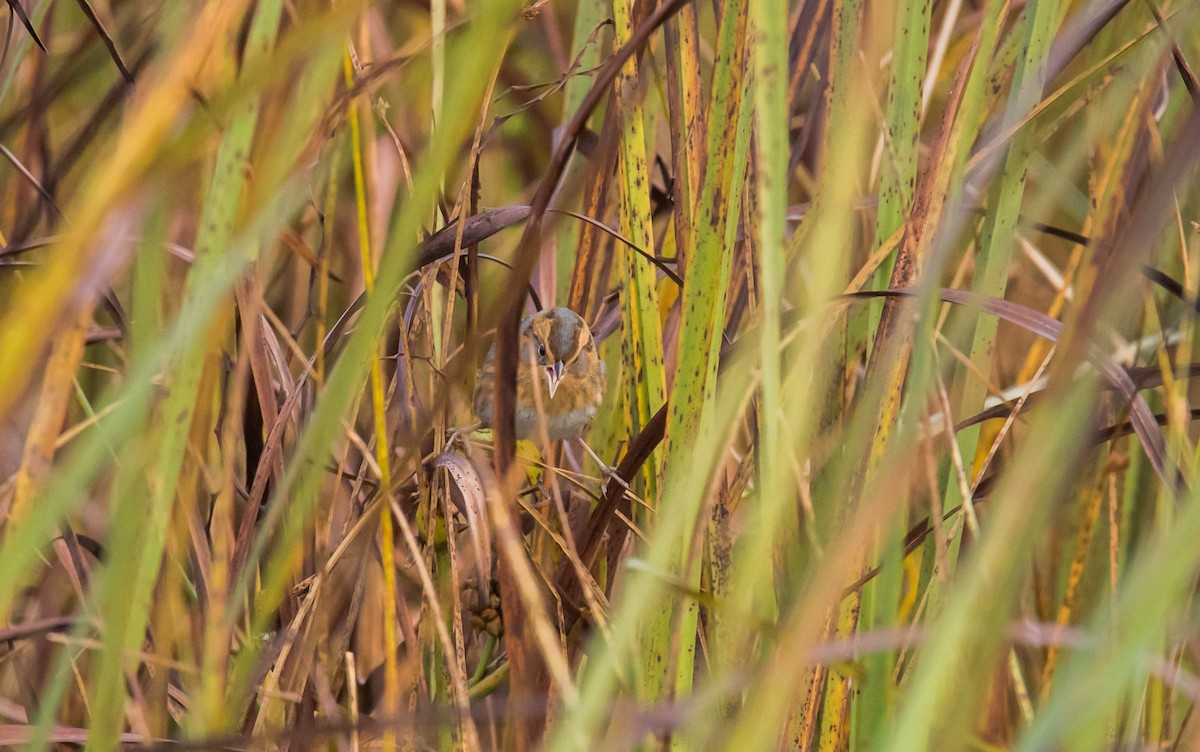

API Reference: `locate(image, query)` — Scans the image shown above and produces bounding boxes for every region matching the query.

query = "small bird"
[473,307,606,441]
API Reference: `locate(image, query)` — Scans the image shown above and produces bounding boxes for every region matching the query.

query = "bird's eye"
[537,342,547,360]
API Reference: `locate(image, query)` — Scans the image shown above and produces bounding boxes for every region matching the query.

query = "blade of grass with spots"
[611,0,666,512]
[656,0,751,715]
[608,0,672,714]
[857,0,933,742]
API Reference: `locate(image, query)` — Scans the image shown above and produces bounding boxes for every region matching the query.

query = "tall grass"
[1,0,1199,749]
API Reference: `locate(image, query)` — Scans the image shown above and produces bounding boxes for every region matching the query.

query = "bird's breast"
[511,369,604,440]
[514,403,599,441]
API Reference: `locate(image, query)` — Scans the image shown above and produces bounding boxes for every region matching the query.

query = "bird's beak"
[545,360,564,399]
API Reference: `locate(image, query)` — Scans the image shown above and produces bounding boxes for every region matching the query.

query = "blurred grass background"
[1,0,1199,749]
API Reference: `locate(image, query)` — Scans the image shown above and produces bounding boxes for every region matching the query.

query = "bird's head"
[520,307,591,400]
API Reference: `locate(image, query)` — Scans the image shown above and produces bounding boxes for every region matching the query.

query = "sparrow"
[473,307,606,442]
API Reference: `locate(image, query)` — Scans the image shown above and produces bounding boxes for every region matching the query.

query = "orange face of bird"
[522,333,563,399]
[523,322,561,399]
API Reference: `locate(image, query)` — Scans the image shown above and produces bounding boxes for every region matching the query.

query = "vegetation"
[1,0,1199,749]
